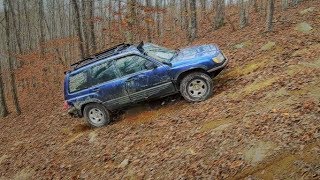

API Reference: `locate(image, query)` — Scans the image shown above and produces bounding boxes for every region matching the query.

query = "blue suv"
[64,42,228,127]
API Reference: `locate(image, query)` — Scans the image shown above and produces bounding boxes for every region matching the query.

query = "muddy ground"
[0,1,320,179]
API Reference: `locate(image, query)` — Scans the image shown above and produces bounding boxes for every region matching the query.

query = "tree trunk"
[281,0,289,10]
[189,0,197,42]
[145,0,152,42]
[23,0,32,51]
[88,0,97,53]
[182,0,188,30]
[214,0,225,29]
[252,0,258,12]
[156,0,162,37]
[7,0,22,54]
[239,0,249,28]
[4,0,21,115]
[38,0,46,57]
[0,70,8,117]
[71,0,86,59]
[265,0,275,32]
[200,0,206,17]
[126,0,137,43]
[81,0,90,55]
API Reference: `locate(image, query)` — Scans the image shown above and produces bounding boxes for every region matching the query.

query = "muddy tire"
[180,72,213,102]
[83,103,110,127]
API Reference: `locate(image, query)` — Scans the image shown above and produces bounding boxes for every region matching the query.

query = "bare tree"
[214,0,225,29]
[281,0,289,10]
[81,0,90,54]
[4,0,21,115]
[156,0,162,37]
[126,0,137,43]
[239,0,249,28]
[265,0,274,32]
[7,0,22,54]
[182,0,188,30]
[71,0,86,58]
[189,0,197,42]
[0,58,9,117]
[88,0,97,53]
[145,0,152,42]
[200,0,206,17]
[22,0,32,51]
[38,0,46,57]
[252,0,258,12]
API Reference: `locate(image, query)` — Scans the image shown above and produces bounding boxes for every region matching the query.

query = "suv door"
[88,59,131,109]
[114,54,176,102]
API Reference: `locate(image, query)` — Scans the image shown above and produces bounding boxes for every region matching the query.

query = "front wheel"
[180,72,213,102]
[83,103,111,127]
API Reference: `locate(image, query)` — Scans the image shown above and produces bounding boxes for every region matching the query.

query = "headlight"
[212,53,225,63]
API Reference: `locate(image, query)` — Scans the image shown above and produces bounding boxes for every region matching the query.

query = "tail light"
[63,101,70,110]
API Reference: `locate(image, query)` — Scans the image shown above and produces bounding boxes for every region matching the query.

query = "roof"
[70,43,132,71]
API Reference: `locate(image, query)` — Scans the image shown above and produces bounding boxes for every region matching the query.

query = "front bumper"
[207,57,229,73]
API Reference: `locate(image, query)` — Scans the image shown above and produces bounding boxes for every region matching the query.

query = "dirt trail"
[1,1,320,179]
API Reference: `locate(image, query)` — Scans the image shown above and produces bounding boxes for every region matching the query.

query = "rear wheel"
[84,103,110,127]
[180,72,213,102]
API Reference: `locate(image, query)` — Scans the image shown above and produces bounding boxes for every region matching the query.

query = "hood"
[171,44,219,63]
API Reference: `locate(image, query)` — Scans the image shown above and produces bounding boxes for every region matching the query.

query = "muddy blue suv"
[64,42,228,127]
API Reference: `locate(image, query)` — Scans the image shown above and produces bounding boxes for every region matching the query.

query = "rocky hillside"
[0,1,319,179]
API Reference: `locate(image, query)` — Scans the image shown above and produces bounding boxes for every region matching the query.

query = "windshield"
[142,43,177,63]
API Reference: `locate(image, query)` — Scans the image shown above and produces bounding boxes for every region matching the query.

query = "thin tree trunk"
[214,0,225,29]
[239,0,248,28]
[88,0,97,53]
[4,0,21,115]
[146,0,152,42]
[189,0,197,42]
[23,0,32,51]
[81,0,90,55]
[156,0,162,37]
[0,68,8,117]
[108,0,113,43]
[38,0,46,57]
[252,0,258,12]
[71,0,86,59]
[126,0,137,43]
[281,0,289,10]
[265,0,274,32]
[7,0,22,54]
[200,0,206,17]
[99,0,105,48]
[182,0,188,30]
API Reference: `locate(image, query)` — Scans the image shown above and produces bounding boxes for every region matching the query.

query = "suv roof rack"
[71,43,132,70]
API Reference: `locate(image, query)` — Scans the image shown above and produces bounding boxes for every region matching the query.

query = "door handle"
[125,76,135,82]
[93,87,100,92]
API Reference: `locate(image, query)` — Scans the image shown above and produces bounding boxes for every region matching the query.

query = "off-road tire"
[180,72,213,102]
[83,103,110,127]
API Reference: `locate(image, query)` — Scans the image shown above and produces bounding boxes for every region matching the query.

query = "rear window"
[68,70,89,93]
[68,60,117,93]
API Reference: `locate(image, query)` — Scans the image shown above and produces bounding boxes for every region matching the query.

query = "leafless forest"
[0,0,283,116]
[0,0,319,179]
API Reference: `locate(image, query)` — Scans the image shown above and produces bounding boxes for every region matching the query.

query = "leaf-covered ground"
[0,1,320,179]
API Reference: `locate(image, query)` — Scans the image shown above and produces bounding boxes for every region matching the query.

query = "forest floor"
[1,1,320,179]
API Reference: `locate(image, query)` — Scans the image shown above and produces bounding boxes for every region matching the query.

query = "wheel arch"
[78,99,105,117]
[175,68,209,88]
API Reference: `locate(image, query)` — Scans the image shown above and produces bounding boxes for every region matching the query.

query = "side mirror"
[145,61,157,70]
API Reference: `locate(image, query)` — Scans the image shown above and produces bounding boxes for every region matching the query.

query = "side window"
[69,70,89,93]
[115,55,149,76]
[91,60,117,86]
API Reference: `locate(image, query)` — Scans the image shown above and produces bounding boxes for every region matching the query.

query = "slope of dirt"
[1,1,320,179]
